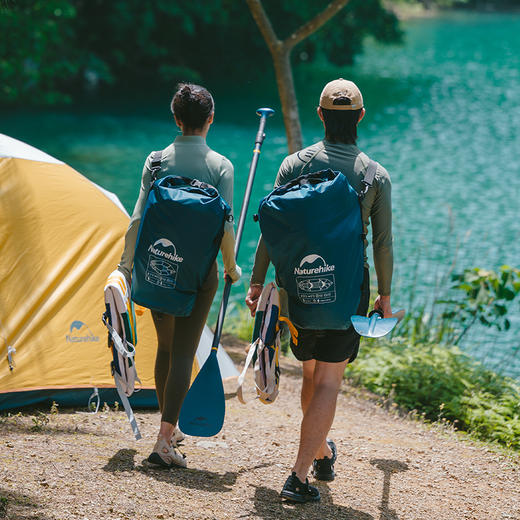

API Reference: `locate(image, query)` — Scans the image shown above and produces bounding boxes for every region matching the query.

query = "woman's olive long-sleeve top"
[118,135,238,281]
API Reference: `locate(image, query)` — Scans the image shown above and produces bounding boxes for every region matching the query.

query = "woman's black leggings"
[151,262,218,426]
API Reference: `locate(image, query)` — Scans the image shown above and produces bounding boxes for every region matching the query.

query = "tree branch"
[246,0,282,55]
[284,0,351,51]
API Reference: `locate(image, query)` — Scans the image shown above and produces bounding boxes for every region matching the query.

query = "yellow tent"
[0,134,237,411]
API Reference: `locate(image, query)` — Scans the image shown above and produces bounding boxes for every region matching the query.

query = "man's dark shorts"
[289,268,370,364]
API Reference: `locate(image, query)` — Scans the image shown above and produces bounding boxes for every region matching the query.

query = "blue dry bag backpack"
[258,162,377,330]
[131,150,231,316]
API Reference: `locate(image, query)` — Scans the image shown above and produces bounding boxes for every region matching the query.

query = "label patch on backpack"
[294,254,336,305]
[145,238,183,289]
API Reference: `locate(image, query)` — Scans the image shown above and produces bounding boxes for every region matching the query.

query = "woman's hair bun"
[171,82,214,132]
[180,85,191,100]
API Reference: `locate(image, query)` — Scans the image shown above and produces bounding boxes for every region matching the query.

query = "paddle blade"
[179,351,225,437]
[351,315,398,338]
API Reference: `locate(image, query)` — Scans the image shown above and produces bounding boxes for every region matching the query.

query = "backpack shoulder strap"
[298,142,325,176]
[148,149,163,185]
[359,159,378,200]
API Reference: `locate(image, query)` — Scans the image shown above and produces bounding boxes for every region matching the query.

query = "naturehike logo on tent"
[66,321,100,343]
[295,254,336,305]
[145,238,182,289]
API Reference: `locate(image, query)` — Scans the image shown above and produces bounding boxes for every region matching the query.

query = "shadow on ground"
[252,484,374,520]
[250,458,410,519]
[370,458,409,520]
[0,487,51,520]
[103,449,138,472]
[138,461,274,493]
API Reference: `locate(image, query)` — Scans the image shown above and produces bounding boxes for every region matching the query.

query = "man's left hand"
[245,284,263,317]
[374,294,392,318]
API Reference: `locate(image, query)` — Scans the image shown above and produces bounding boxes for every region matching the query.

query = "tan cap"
[319,78,363,110]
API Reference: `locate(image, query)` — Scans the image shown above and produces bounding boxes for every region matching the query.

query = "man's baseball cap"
[319,78,363,110]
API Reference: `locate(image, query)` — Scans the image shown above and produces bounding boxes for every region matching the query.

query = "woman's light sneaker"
[147,437,187,468]
[172,427,185,446]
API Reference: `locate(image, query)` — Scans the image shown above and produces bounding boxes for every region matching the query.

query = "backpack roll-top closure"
[154,175,221,203]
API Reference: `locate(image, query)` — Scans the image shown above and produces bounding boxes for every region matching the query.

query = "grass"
[223,302,254,342]
[345,337,520,450]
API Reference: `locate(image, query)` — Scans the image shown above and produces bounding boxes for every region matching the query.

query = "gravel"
[1,335,519,520]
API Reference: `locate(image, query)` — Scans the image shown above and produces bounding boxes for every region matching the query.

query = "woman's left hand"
[225,265,242,283]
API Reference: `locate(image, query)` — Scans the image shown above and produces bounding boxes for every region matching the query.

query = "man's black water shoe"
[312,439,337,481]
[280,472,320,503]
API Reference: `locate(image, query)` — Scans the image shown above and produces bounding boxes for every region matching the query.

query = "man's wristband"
[250,282,264,288]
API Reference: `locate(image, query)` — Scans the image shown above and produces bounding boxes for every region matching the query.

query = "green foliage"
[224,263,520,451]
[1,0,401,105]
[0,496,7,518]
[30,411,49,432]
[313,0,402,66]
[224,301,254,343]
[0,1,80,104]
[393,265,520,347]
[346,339,520,449]
[440,266,520,344]
[369,264,520,449]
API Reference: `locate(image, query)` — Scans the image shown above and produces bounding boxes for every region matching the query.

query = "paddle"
[179,107,275,437]
[351,308,406,338]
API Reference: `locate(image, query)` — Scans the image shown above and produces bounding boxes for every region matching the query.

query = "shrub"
[346,339,520,449]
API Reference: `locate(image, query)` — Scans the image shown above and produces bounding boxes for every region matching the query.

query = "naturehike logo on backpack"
[295,254,336,305]
[145,238,183,289]
[148,238,184,262]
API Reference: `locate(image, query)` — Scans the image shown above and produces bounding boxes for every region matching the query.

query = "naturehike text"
[294,264,335,275]
[148,244,183,262]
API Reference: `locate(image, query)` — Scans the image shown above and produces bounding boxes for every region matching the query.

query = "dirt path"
[1,336,519,520]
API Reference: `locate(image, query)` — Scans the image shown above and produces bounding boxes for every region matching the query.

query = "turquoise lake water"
[3,12,520,375]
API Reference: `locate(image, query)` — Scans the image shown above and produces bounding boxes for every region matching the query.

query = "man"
[245,78,394,503]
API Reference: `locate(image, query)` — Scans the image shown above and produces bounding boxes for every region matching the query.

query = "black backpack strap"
[359,159,378,200]
[148,150,163,185]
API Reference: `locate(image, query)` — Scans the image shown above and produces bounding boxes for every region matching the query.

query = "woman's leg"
[160,262,218,427]
[151,310,175,414]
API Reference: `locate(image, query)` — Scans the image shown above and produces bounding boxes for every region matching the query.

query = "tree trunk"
[272,47,302,154]
[246,0,351,154]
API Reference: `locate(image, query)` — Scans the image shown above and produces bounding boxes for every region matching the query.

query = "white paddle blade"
[351,315,398,338]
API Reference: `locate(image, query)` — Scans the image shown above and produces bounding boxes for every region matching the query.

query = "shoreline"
[386,3,520,20]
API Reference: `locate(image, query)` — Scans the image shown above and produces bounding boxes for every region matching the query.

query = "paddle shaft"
[210,109,273,350]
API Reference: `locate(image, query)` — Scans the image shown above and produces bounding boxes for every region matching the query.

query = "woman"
[118,83,241,468]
